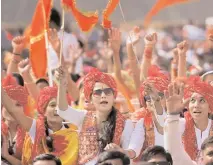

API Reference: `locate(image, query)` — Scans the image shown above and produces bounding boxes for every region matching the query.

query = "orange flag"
[62,0,98,32]
[144,0,192,27]
[102,0,120,29]
[29,0,52,78]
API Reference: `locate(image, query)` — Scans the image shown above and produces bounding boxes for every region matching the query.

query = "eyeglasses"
[92,88,114,97]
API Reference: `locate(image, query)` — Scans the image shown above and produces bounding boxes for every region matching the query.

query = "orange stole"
[182,113,213,161]
[78,111,125,164]
[134,109,155,162]
[22,128,79,165]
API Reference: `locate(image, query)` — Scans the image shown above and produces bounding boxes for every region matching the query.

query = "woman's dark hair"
[96,150,130,165]
[36,78,49,86]
[50,8,61,28]
[12,73,24,86]
[141,146,173,165]
[98,106,117,152]
[33,153,62,165]
[44,119,69,152]
[201,136,213,151]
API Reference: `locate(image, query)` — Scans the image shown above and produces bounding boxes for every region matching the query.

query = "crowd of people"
[1,8,213,165]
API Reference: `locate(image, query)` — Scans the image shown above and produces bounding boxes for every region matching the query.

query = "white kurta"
[179,118,212,150]
[131,111,166,152]
[164,115,211,165]
[57,106,140,165]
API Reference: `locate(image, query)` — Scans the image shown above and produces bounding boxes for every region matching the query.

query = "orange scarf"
[78,110,125,164]
[182,112,213,161]
[1,121,26,159]
[133,108,155,161]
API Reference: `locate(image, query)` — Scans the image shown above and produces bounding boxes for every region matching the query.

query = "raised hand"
[48,29,61,54]
[172,48,179,63]
[18,58,31,77]
[165,82,189,115]
[177,40,189,56]
[126,26,141,46]
[108,28,121,54]
[99,42,113,60]
[55,66,68,87]
[104,143,125,153]
[144,32,157,47]
[144,82,160,102]
[1,134,9,158]
[12,36,26,54]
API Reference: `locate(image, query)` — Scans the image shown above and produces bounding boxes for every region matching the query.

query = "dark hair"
[201,136,213,151]
[33,154,62,165]
[141,146,173,165]
[98,107,117,152]
[50,8,61,28]
[96,151,130,165]
[44,119,69,152]
[12,73,24,86]
[36,78,49,86]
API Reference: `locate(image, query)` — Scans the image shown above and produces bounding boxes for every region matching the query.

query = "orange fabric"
[182,112,198,161]
[140,65,170,106]
[114,77,135,112]
[5,30,14,41]
[84,68,117,101]
[29,0,52,78]
[62,0,98,32]
[184,76,213,113]
[133,108,155,161]
[144,0,191,27]
[102,0,120,29]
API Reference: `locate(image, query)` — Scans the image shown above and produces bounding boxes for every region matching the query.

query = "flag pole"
[44,30,53,87]
[57,7,65,105]
[59,8,65,65]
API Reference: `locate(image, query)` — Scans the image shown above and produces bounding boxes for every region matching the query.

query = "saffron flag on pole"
[144,0,193,27]
[102,0,120,29]
[61,0,98,32]
[29,0,52,78]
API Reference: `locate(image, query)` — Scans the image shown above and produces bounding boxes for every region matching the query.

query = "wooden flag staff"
[57,7,65,105]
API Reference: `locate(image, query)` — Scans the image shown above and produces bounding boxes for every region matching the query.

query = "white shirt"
[29,119,67,143]
[164,115,197,165]
[57,106,136,165]
[132,111,166,150]
[179,118,212,150]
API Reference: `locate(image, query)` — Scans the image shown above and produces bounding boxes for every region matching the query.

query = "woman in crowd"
[1,85,79,165]
[1,75,28,165]
[164,81,213,165]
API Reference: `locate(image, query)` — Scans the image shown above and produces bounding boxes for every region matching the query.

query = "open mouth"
[100,101,108,105]
[54,114,59,116]
[193,111,201,114]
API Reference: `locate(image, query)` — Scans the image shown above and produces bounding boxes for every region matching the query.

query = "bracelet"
[144,47,153,59]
